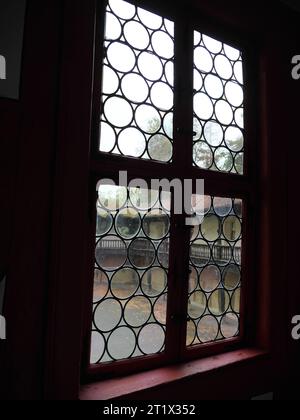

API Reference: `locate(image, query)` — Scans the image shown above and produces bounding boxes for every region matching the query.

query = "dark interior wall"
[0,0,299,400]
[0,0,63,399]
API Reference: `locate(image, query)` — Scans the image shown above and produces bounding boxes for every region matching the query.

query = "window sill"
[80,348,269,400]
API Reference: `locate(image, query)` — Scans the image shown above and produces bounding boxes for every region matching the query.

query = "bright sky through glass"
[193,31,244,174]
[99,0,175,162]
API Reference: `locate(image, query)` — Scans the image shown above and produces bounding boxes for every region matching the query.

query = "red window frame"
[78,0,260,381]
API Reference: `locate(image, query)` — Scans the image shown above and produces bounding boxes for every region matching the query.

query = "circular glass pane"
[118,127,146,157]
[194,92,214,120]
[165,61,174,86]
[202,35,223,54]
[204,74,224,99]
[235,108,244,129]
[141,267,167,297]
[124,296,152,327]
[198,315,219,343]
[124,20,150,50]
[194,31,201,46]
[233,199,243,218]
[201,214,220,242]
[158,238,169,269]
[138,324,165,354]
[115,207,141,239]
[94,298,122,332]
[193,141,213,169]
[160,191,171,212]
[141,267,168,297]
[223,264,240,290]
[214,54,233,80]
[154,295,167,324]
[187,320,197,346]
[234,61,243,84]
[200,265,221,292]
[151,31,174,59]
[214,147,234,172]
[212,241,232,266]
[202,196,212,214]
[121,73,149,103]
[96,208,113,236]
[102,65,119,95]
[104,97,133,128]
[234,240,242,264]
[129,238,155,269]
[107,327,136,360]
[148,135,172,162]
[188,291,206,319]
[130,188,159,210]
[194,47,213,73]
[138,52,163,81]
[164,19,174,37]
[137,8,163,30]
[221,313,239,338]
[223,215,242,241]
[190,239,210,267]
[213,197,232,217]
[208,289,230,316]
[143,209,170,239]
[98,184,127,211]
[235,152,244,175]
[90,331,105,363]
[93,269,109,302]
[99,122,116,153]
[150,82,173,111]
[231,288,241,313]
[225,126,244,152]
[96,236,127,271]
[215,100,233,125]
[224,44,240,61]
[105,12,122,40]
[225,81,244,107]
[163,112,173,138]
[129,188,159,210]
[135,104,161,134]
[107,42,135,73]
[194,69,203,91]
[191,224,199,242]
[193,118,202,141]
[111,268,140,299]
[189,266,198,293]
[203,121,223,147]
[109,0,136,20]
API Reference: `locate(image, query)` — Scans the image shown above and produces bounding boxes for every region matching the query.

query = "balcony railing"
[97,239,241,264]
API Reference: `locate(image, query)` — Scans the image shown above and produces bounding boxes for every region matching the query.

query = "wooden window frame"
[45,0,261,398]
[80,0,260,381]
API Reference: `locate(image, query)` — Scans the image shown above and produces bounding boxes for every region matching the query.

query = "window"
[84,0,254,378]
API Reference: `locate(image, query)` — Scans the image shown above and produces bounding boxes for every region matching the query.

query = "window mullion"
[164,18,194,361]
[173,17,194,172]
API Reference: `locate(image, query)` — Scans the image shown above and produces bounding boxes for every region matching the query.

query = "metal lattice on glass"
[99,0,174,162]
[187,196,242,347]
[193,31,244,174]
[91,184,171,364]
